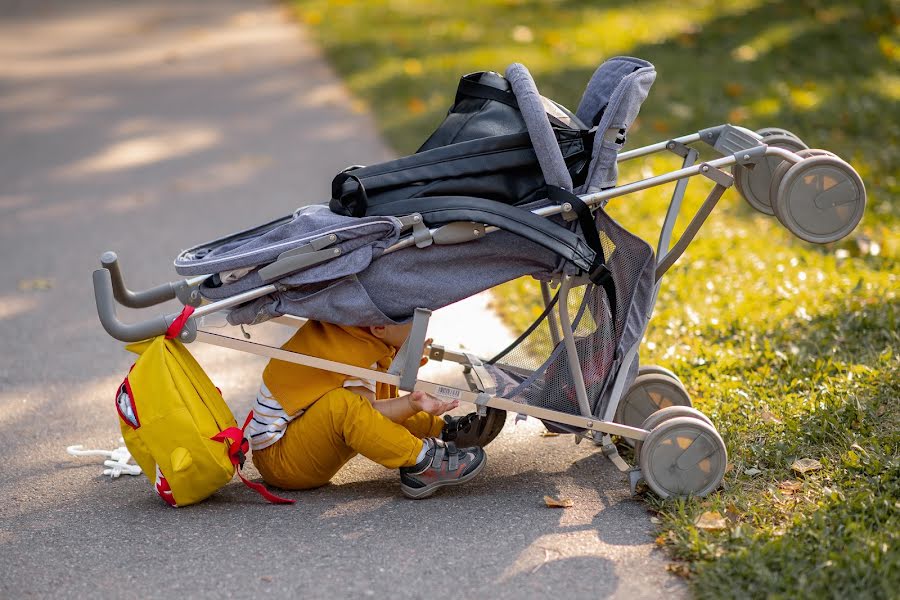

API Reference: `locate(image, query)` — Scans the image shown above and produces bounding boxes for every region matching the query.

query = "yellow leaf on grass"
[694,511,728,531]
[791,458,823,474]
[543,495,573,508]
[407,98,426,114]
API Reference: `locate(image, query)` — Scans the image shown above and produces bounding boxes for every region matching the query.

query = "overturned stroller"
[93,57,867,499]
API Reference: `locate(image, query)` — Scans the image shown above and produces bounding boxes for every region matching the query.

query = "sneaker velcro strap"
[448,447,459,472]
[430,443,446,469]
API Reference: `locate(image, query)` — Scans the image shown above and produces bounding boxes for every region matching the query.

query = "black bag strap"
[547,186,617,321]
[330,169,368,217]
[456,77,520,110]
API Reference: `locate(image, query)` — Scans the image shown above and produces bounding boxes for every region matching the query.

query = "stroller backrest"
[575,57,657,193]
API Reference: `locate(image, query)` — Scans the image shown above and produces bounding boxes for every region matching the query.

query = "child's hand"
[408,390,458,416]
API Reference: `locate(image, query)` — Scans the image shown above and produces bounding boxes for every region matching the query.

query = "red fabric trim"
[210,411,295,505]
[115,375,140,429]
[165,305,196,340]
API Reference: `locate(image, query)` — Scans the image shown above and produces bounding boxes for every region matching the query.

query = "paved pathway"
[0,1,686,598]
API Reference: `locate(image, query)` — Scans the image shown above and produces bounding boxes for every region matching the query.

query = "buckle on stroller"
[589,263,613,287]
[331,167,369,217]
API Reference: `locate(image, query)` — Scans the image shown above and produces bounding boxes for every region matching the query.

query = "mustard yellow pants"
[252,388,444,490]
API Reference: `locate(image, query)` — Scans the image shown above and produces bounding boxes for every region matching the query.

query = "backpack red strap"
[165,306,196,340]
[211,411,295,505]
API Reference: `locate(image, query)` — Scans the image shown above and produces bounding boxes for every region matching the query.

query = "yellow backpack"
[115,311,294,507]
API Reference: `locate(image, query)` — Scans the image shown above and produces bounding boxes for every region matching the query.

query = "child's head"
[368,323,413,349]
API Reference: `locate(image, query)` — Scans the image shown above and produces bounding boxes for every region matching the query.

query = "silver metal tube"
[541,280,562,347]
[617,132,702,162]
[382,146,801,255]
[556,275,593,418]
[191,284,277,319]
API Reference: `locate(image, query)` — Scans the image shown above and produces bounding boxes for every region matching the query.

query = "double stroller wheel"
[732,128,866,244]
[636,408,727,499]
[615,366,692,448]
[771,153,866,244]
[733,128,808,216]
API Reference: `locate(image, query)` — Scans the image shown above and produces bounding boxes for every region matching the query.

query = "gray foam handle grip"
[93,269,174,343]
[100,251,177,308]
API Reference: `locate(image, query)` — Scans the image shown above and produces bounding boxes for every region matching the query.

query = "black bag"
[330,71,594,218]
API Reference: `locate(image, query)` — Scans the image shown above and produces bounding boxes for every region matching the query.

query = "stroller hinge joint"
[665,139,691,158]
[698,163,734,188]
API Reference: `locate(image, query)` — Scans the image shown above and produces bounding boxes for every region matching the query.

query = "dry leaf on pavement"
[543,495,573,508]
[540,431,560,437]
[18,278,54,292]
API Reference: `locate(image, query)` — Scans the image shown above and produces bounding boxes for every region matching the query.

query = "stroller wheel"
[755,127,803,143]
[768,149,837,214]
[733,133,809,216]
[639,416,727,499]
[773,154,866,244]
[633,404,713,457]
[615,373,692,447]
[637,364,682,384]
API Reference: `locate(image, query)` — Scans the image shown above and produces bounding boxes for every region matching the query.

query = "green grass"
[294,0,899,597]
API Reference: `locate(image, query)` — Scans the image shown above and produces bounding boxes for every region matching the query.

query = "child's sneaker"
[441,408,506,448]
[400,438,486,499]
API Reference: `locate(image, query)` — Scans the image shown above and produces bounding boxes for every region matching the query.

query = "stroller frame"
[93,123,811,496]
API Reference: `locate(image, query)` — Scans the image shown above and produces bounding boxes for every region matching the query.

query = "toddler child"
[249,319,486,499]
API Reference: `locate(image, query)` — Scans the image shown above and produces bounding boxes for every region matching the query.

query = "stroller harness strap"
[547,186,618,321]
[364,194,596,273]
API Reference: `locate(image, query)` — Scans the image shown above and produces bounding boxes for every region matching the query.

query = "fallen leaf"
[511,25,534,43]
[543,495,573,508]
[791,458,823,474]
[725,503,741,523]
[540,431,560,437]
[778,480,802,495]
[666,562,692,578]
[724,82,745,98]
[650,516,661,524]
[403,58,423,76]
[406,98,426,114]
[18,278,54,292]
[744,467,762,476]
[760,410,782,424]
[694,511,729,531]
[728,106,750,122]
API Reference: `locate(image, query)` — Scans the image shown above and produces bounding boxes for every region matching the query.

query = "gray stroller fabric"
[575,57,656,193]
[174,204,402,300]
[483,203,655,421]
[505,63,574,191]
[226,203,564,327]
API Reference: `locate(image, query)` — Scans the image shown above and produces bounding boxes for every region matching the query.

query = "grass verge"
[293,0,898,597]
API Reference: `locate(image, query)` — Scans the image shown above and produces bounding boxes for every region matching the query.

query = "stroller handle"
[100,251,178,308]
[93,268,175,342]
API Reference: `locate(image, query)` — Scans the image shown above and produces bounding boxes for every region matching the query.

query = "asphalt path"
[0,1,686,598]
